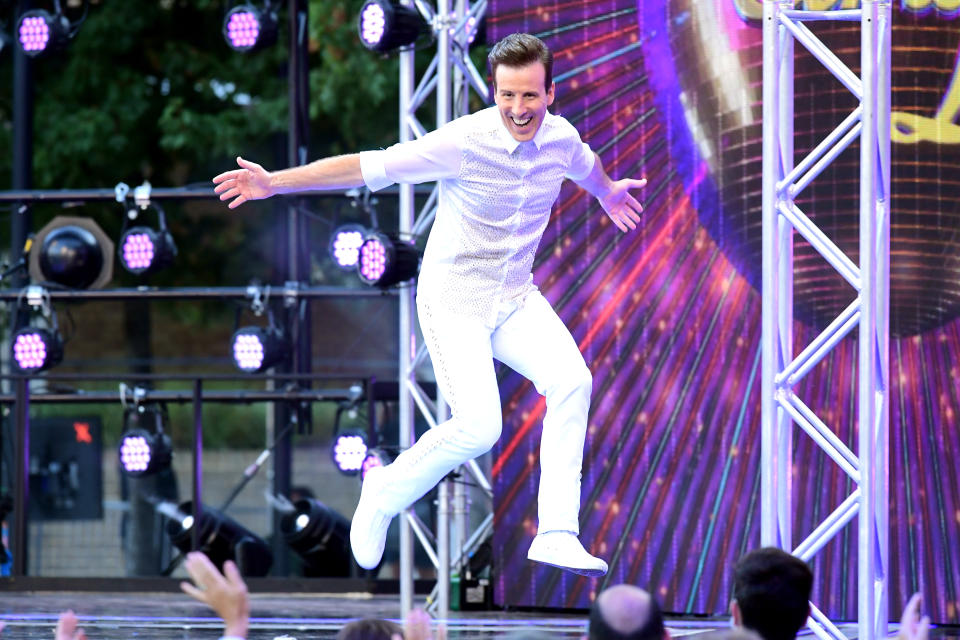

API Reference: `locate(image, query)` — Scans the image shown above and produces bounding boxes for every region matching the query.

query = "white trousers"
[373,290,592,534]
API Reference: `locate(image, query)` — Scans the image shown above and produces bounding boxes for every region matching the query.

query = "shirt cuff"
[359,150,393,192]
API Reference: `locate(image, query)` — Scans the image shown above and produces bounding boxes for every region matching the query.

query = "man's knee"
[457,410,502,456]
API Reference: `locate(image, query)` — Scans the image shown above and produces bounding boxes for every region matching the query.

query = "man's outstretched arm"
[574,152,646,233]
[213,154,364,209]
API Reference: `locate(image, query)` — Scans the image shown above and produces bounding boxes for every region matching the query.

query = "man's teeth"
[511,116,533,126]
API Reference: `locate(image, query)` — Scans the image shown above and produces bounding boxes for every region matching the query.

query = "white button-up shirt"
[359,106,595,327]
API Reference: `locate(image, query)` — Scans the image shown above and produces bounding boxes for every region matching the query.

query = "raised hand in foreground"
[179,551,250,640]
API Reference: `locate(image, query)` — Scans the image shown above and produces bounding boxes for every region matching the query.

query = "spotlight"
[223,4,278,52]
[357,232,420,288]
[16,9,71,58]
[11,326,63,372]
[28,216,114,290]
[231,325,289,373]
[329,224,367,270]
[118,406,173,478]
[280,498,353,576]
[357,0,428,53]
[332,429,368,475]
[118,204,177,276]
[361,447,392,481]
[166,501,273,577]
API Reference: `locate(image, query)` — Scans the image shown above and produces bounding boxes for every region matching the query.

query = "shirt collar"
[491,107,550,154]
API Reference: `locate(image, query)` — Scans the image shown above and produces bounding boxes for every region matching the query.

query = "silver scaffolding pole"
[761,3,890,640]
[396,0,490,621]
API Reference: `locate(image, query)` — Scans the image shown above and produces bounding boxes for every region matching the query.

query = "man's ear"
[731,600,743,626]
[547,82,556,106]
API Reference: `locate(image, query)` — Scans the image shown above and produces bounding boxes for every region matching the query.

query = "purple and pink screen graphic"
[487,0,960,623]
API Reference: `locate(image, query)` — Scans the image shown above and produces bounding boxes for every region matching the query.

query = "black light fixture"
[16,7,72,58]
[28,216,114,289]
[118,405,173,478]
[357,0,428,53]
[11,325,63,372]
[166,501,273,577]
[11,289,65,373]
[230,324,290,373]
[118,202,177,276]
[356,231,420,288]
[223,2,278,52]
[280,498,354,576]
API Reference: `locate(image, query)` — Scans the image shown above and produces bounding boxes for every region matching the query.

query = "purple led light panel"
[122,233,156,271]
[119,436,151,473]
[360,3,386,46]
[13,332,48,370]
[227,10,261,49]
[361,453,384,479]
[333,435,367,472]
[233,333,265,371]
[332,230,364,268]
[19,15,50,53]
[359,238,387,282]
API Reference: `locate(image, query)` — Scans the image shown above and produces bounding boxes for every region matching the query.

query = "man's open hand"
[212,157,273,209]
[598,177,646,232]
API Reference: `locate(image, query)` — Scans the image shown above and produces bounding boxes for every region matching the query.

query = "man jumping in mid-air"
[213,33,646,576]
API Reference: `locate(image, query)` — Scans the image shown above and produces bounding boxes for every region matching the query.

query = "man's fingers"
[630,177,647,189]
[228,195,248,210]
[214,180,234,194]
[236,156,261,172]
[180,580,208,602]
[212,169,241,184]
[223,559,245,586]
[626,194,644,213]
[220,187,240,202]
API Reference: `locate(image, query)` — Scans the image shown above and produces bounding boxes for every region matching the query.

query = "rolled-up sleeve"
[360,125,462,192]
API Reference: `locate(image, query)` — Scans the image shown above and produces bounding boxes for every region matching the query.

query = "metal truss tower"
[397,0,490,620]
[761,3,890,640]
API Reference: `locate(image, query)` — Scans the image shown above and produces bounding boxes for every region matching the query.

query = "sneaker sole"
[527,555,608,577]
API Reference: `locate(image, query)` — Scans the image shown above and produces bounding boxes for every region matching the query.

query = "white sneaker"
[527,531,608,577]
[350,466,393,570]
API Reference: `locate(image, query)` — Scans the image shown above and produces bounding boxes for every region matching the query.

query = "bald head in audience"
[587,585,671,640]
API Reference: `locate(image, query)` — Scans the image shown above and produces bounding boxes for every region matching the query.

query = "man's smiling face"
[493,61,556,143]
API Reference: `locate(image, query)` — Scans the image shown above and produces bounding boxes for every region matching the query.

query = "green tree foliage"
[0,0,400,191]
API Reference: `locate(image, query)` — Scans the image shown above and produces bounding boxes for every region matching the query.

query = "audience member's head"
[587,584,669,640]
[335,618,402,640]
[732,548,813,640]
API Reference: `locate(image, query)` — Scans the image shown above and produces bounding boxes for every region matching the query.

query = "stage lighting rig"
[361,447,393,481]
[357,0,429,53]
[116,185,177,276]
[10,287,65,373]
[280,498,353,576]
[16,1,88,58]
[329,224,367,270]
[28,216,114,290]
[223,2,278,53]
[357,231,420,288]
[166,501,273,576]
[231,288,291,373]
[118,401,173,478]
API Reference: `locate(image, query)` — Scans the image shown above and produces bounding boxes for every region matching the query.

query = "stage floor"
[0,591,945,639]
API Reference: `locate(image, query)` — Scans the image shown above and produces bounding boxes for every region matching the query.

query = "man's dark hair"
[335,618,402,640]
[488,33,554,89]
[733,548,813,640]
[588,588,666,640]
